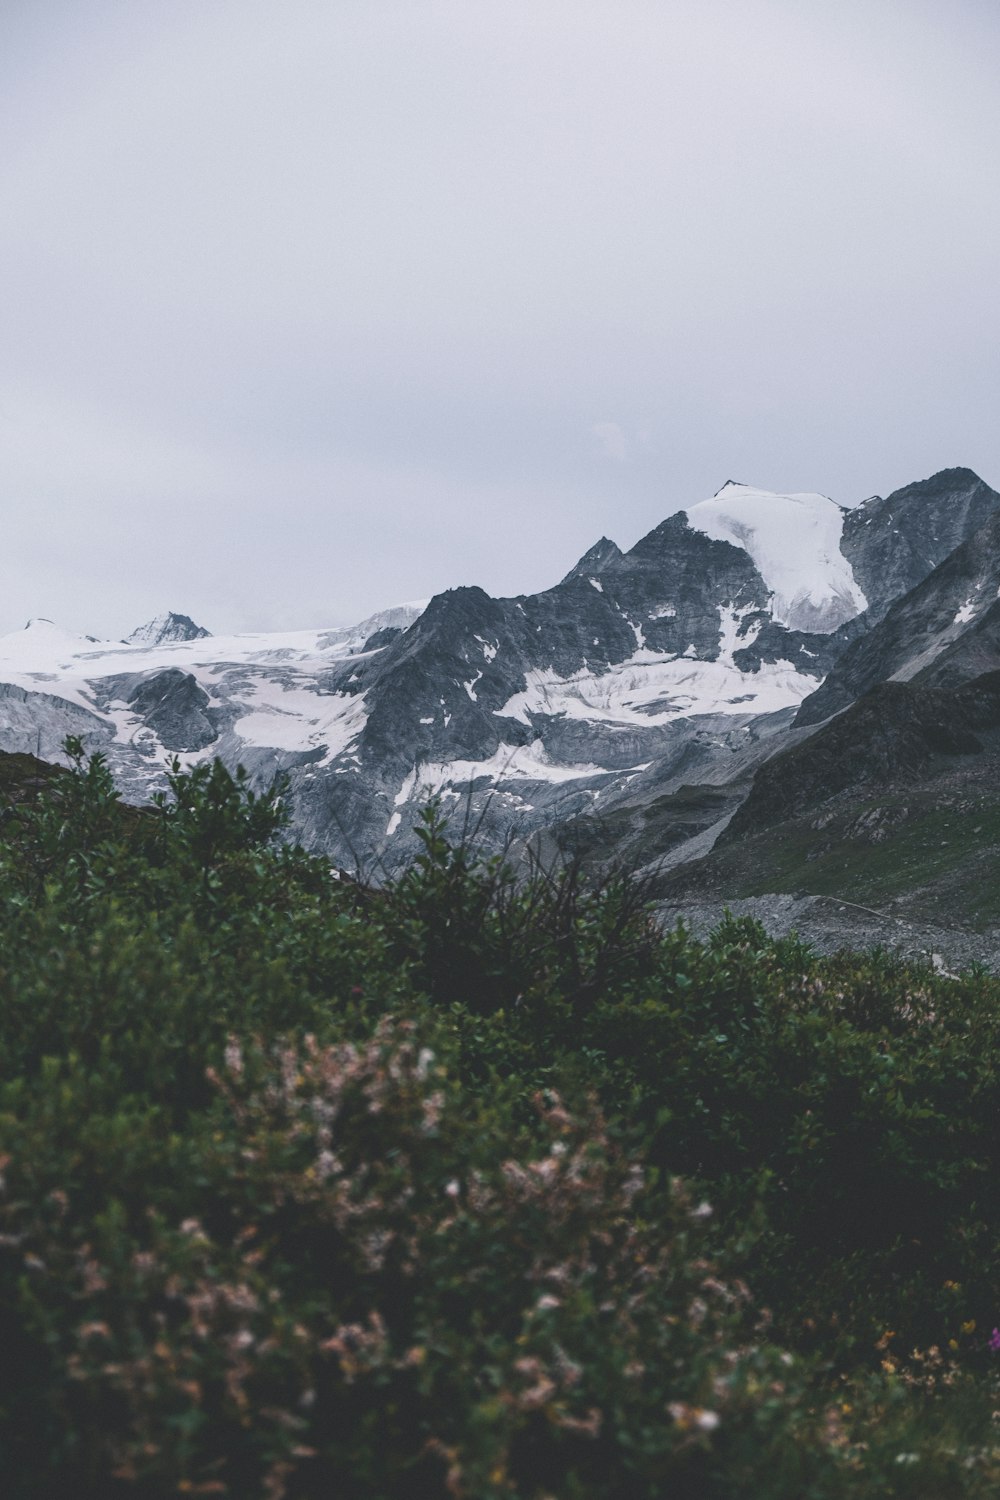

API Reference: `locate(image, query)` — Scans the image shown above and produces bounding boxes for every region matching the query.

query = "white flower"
[416,1047,435,1079]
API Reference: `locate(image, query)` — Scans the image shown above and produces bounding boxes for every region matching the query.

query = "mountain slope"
[0,498,836,869]
[840,466,1000,623]
[797,505,1000,726]
[658,668,1000,932]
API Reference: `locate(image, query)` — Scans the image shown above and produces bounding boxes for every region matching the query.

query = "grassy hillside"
[660,674,1000,932]
[662,781,1000,927]
[1,744,1000,1497]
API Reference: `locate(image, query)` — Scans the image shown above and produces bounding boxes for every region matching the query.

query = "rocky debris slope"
[657,893,1000,973]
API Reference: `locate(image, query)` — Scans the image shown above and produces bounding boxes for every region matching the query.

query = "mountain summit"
[683,483,867,633]
[125,613,212,647]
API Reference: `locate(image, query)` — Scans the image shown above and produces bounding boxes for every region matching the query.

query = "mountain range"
[3,464,1000,956]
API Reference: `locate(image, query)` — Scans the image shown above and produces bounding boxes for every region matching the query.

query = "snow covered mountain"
[686,483,867,633]
[125,612,212,646]
[0,602,428,802]
[0,467,996,875]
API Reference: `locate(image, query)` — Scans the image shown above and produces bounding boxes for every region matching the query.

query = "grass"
[681,788,1000,929]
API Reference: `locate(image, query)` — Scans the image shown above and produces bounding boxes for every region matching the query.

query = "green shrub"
[0,1019,837,1499]
[0,747,999,1495]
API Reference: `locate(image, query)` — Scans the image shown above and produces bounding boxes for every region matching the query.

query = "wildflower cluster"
[0,1022,807,1497]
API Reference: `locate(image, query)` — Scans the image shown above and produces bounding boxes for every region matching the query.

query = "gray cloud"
[1,0,998,636]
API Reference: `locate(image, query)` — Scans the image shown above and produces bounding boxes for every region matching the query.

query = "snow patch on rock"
[495,644,818,730]
[394,740,611,802]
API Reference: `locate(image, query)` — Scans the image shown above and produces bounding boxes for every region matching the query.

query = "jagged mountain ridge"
[840,466,1000,624]
[0,468,995,876]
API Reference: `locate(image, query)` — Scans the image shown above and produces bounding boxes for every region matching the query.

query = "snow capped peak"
[318,600,428,653]
[0,618,107,674]
[125,612,211,647]
[560,536,624,584]
[686,484,868,634]
[14,617,100,648]
[22,617,92,637]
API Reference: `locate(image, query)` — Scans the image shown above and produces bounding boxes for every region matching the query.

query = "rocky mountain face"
[839,467,1000,624]
[125,612,212,646]
[726,673,1000,849]
[650,478,1000,957]
[0,468,998,905]
[254,510,820,870]
[796,505,1000,726]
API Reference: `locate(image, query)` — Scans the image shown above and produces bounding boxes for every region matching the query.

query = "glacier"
[686,483,868,633]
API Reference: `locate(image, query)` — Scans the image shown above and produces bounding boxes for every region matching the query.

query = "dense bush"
[2,1024,820,1498]
[0,753,999,1496]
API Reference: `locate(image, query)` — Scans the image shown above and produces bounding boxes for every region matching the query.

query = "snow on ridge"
[388,614,815,810]
[686,484,868,633]
[0,600,429,680]
[0,620,117,709]
[0,599,429,763]
[317,600,428,653]
[2,617,106,658]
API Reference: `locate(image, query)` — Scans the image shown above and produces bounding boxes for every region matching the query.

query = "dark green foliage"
[580,919,1000,1361]
[0,747,1000,1496]
[388,803,660,1022]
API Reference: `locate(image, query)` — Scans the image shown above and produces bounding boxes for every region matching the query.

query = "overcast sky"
[2,0,998,637]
